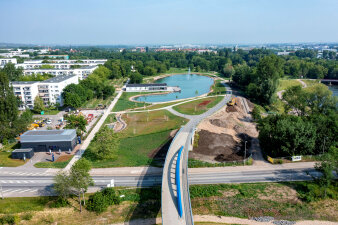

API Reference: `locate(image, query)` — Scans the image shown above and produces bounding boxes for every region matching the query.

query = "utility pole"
[0,183,4,199]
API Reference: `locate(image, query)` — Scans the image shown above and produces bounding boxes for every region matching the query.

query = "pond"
[134,74,214,103]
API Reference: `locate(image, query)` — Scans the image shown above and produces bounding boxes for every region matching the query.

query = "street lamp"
[244,141,247,165]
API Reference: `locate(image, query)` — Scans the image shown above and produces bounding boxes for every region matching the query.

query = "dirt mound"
[209,119,228,128]
[226,105,237,112]
[192,129,244,162]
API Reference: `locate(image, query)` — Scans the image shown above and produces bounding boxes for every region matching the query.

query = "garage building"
[20,129,77,152]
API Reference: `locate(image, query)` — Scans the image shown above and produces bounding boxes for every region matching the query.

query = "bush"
[49,197,69,208]
[251,105,262,121]
[2,138,8,145]
[0,214,20,225]
[21,212,33,221]
[87,188,121,213]
[295,182,338,202]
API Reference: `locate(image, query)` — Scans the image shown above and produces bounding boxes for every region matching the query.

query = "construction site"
[190,96,258,163]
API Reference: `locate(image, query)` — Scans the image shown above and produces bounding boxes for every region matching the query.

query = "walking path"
[64,80,129,170]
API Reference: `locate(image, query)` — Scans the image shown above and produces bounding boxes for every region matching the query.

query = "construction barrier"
[176,146,184,218]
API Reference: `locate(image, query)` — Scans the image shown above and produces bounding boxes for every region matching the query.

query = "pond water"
[328,85,338,96]
[134,74,214,103]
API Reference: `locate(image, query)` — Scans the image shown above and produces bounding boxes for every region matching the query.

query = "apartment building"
[0,58,17,67]
[12,75,78,110]
[22,65,98,80]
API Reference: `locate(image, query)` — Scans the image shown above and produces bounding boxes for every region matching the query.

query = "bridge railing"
[176,146,184,218]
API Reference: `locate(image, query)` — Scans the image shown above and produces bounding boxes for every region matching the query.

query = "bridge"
[161,83,231,225]
[321,79,338,85]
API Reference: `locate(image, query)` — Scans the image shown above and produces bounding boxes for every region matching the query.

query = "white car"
[46,120,52,125]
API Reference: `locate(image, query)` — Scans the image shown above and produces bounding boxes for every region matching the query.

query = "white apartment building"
[12,75,78,110]
[38,75,79,106]
[0,58,17,67]
[22,65,98,80]
[12,81,40,110]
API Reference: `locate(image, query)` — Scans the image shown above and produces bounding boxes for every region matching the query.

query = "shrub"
[87,188,121,213]
[2,138,8,145]
[49,197,69,208]
[21,212,33,221]
[251,105,262,121]
[0,214,20,225]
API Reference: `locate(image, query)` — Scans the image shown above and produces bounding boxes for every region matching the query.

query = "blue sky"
[0,0,337,45]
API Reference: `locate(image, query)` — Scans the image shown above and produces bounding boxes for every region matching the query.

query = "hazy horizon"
[1,0,338,45]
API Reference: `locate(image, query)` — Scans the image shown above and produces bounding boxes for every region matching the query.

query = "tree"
[314,147,338,198]
[70,158,93,212]
[65,114,87,134]
[282,85,306,116]
[85,126,119,160]
[33,96,46,113]
[222,63,235,79]
[53,171,72,200]
[129,72,143,84]
[64,92,82,108]
[0,63,22,81]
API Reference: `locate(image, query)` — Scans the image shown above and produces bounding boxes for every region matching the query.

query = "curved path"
[161,82,231,225]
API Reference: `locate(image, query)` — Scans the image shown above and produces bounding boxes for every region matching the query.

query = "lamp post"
[244,141,247,165]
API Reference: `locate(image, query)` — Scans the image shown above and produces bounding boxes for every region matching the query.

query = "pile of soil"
[191,129,244,162]
[226,105,237,112]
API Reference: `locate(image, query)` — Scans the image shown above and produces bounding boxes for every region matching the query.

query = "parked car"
[46,120,52,125]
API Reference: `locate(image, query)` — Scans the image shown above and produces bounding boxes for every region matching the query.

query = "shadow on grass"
[122,136,174,223]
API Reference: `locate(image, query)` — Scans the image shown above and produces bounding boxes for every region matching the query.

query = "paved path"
[64,80,129,170]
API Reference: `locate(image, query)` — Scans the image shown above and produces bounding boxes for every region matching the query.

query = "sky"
[0,0,338,45]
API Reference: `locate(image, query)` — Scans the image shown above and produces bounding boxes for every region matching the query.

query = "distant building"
[0,58,17,67]
[20,129,77,152]
[39,55,69,60]
[12,75,78,110]
[277,51,290,56]
[125,83,167,92]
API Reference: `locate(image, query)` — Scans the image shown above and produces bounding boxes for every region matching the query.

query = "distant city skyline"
[1,0,338,45]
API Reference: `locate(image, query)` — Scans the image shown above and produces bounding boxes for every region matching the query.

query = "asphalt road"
[0,168,320,197]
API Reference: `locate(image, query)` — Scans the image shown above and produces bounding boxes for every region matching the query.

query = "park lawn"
[277,79,302,92]
[0,143,26,167]
[208,80,227,96]
[132,100,187,111]
[173,96,224,115]
[0,196,54,214]
[89,130,173,167]
[34,155,74,168]
[121,110,188,138]
[112,92,151,112]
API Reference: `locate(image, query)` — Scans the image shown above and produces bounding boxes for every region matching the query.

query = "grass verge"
[277,79,301,92]
[34,155,74,168]
[173,96,223,115]
[0,143,25,167]
[113,92,150,112]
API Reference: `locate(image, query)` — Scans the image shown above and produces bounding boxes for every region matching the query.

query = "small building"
[125,83,167,92]
[20,129,77,152]
[11,148,34,159]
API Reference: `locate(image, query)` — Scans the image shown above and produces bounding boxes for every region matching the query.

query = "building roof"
[42,75,77,83]
[13,148,33,153]
[11,81,39,85]
[20,129,77,143]
[79,65,98,69]
[126,83,167,87]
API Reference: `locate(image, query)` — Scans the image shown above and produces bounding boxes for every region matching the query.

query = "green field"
[82,96,114,109]
[85,110,188,167]
[173,96,224,115]
[277,79,302,92]
[0,143,25,167]
[302,79,320,87]
[112,92,151,112]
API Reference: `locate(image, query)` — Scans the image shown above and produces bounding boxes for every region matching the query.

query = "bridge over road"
[161,91,231,225]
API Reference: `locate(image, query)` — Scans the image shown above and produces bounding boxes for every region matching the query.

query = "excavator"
[227,97,237,106]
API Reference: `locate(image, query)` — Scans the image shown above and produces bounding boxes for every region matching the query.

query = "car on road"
[46,120,52,125]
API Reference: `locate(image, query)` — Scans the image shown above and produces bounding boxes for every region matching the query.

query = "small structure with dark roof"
[20,129,77,152]
[125,83,167,92]
[11,148,34,159]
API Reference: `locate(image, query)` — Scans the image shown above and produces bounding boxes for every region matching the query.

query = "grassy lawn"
[82,96,114,109]
[34,155,74,168]
[121,110,188,137]
[208,80,227,96]
[0,142,26,167]
[302,79,320,87]
[85,110,188,167]
[277,79,302,92]
[188,158,252,168]
[0,196,54,214]
[113,92,151,112]
[173,96,224,115]
[133,100,186,111]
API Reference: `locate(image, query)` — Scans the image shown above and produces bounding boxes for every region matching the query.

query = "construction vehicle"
[227,97,237,106]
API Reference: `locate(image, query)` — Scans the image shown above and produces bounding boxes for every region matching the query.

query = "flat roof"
[79,65,98,69]
[13,148,33,153]
[20,129,77,143]
[12,81,39,85]
[126,83,167,87]
[42,75,77,83]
